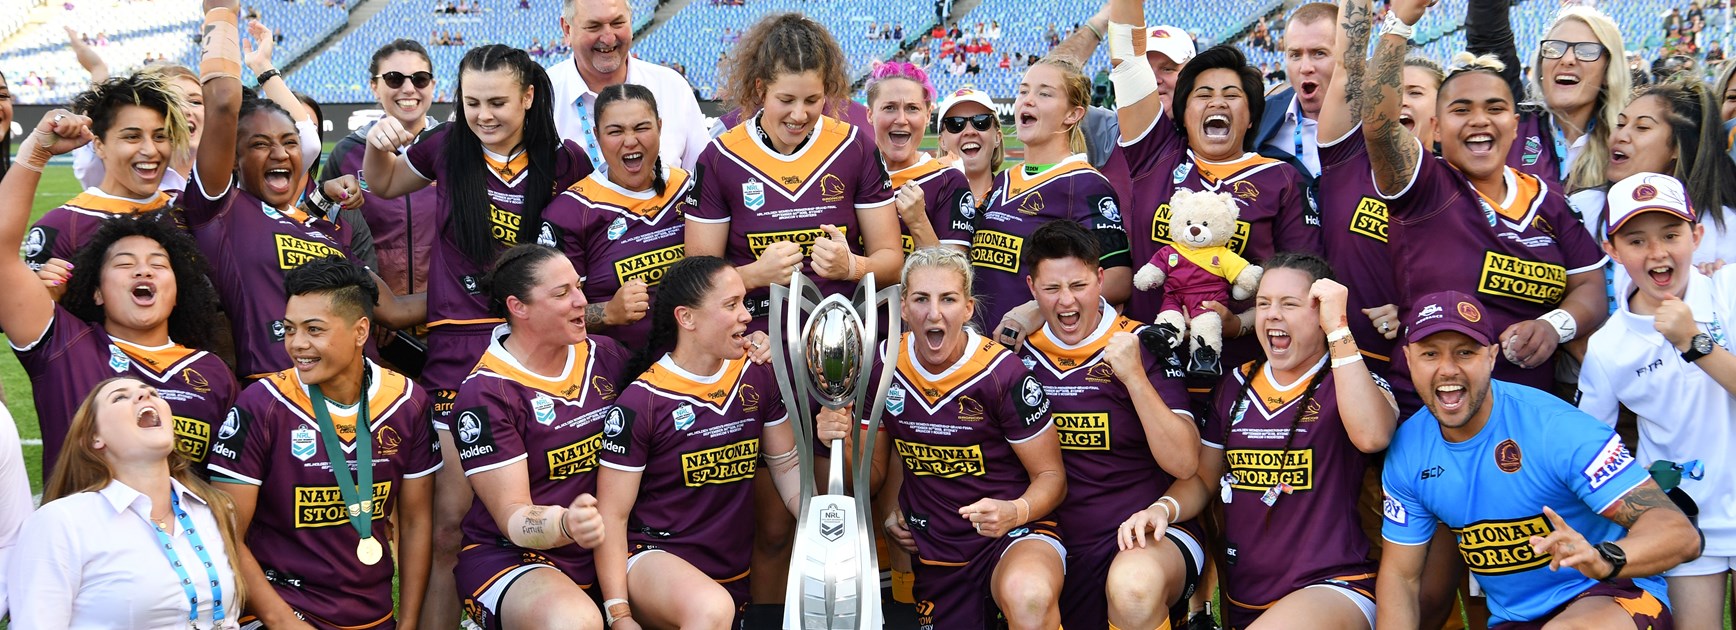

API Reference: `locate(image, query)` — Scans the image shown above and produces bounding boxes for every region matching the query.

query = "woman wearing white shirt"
[6,377,245,629]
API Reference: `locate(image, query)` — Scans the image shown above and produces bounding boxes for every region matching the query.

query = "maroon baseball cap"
[1406,291,1495,346]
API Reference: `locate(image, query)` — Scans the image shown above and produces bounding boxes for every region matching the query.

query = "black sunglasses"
[374,71,434,89]
[941,113,997,133]
[1539,40,1607,62]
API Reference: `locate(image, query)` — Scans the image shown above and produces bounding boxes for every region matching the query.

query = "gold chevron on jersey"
[634,355,751,414]
[483,149,532,187]
[716,116,858,199]
[894,330,1013,413]
[1478,167,1548,232]
[261,361,416,451]
[1189,151,1286,187]
[564,167,693,224]
[467,335,600,406]
[61,189,172,217]
[997,153,1097,202]
[112,338,210,383]
[1023,311,1143,378]
[889,154,949,189]
[1233,357,1327,420]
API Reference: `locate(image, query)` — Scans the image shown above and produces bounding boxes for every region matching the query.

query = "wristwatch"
[1682,333,1715,363]
[1595,541,1627,581]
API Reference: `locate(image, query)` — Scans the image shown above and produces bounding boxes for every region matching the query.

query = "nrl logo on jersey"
[743,181,765,210]
[886,384,906,415]
[107,344,131,373]
[673,404,697,431]
[532,394,557,426]
[291,426,317,461]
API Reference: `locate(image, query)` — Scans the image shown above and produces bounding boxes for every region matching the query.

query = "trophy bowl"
[803,296,865,409]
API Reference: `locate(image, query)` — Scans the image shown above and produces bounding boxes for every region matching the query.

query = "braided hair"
[619,256,734,383]
[593,83,669,196]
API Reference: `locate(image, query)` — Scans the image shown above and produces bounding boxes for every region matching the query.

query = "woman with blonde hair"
[935,85,1002,211]
[6,377,245,628]
[1468,0,1629,191]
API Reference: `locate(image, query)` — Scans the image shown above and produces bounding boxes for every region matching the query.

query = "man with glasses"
[549,0,710,170]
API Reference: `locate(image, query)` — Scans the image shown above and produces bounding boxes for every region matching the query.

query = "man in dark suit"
[1255,2,1339,180]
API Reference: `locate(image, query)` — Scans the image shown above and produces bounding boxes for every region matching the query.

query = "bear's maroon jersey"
[539,169,692,344]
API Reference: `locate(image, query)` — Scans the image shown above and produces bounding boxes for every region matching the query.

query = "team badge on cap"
[1606,173,1697,237]
[1457,302,1481,323]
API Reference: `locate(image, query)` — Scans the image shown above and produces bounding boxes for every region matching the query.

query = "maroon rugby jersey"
[683,115,893,328]
[971,155,1123,328]
[539,168,693,344]
[888,154,976,252]
[206,362,439,629]
[1116,112,1320,324]
[453,329,631,584]
[600,355,788,582]
[325,120,444,295]
[1385,155,1605,390]
[404,126,593,391]
[24,189,176,271]
[1203,358,1380,611]
[12,305,237,476]
[182,171,362,380]
[1507,111,1565,187]
[1017,307,1190,545]
[875,331,1053,565]
[1317,128,1403,371]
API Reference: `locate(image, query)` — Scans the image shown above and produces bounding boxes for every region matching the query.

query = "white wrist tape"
[1108,22,1139,62]
[1540,308,1577,343]
[1112,58,1160,109]
[505,505,568,549]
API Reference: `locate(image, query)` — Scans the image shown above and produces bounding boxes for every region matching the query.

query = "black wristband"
[255,68,280,87]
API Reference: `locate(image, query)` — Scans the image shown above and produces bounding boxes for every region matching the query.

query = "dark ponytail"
[482,243,564,319]
[445,44,564,270]
[594,83,667,196]
[619,256,733,383]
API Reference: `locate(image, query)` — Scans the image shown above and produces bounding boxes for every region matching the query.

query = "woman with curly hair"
[0,109,235,480]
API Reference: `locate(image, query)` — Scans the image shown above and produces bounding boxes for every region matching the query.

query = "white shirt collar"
[97,476,206,515]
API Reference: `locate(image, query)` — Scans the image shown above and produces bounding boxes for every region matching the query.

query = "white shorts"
[1666,553,1736,577]
[1302,583,1376,629]
[1005,530,1068,574]
[473,563,549,617]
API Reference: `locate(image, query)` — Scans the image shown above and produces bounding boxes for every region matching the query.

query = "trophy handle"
[854,281,901,519]
[768,270,821,508]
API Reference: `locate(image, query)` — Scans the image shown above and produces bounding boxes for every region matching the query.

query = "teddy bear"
[1132,188,1263,376]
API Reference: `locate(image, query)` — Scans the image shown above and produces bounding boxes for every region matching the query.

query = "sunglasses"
[941,113,997,133]
[1539,40,1607,63]
[374,71,434,89]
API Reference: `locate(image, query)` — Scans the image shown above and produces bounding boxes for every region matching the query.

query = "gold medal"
[357,536,383,565]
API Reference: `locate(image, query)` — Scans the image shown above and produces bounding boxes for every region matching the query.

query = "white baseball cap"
[1145,25,1196,65]
[1606,172,1697,237]
[938,85,996,121]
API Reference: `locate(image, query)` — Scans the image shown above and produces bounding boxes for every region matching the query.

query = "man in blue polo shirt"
[1376,290,1701,628]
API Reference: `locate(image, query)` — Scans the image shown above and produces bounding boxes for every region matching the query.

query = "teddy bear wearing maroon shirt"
[1134,188,1263,375]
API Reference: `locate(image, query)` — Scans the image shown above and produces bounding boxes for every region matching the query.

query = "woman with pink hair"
[867,62,976,255]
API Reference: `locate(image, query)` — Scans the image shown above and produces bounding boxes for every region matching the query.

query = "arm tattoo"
[1362,35,1419,193]
[523,505,550,535]
[586,303,607,327]
[1603,479,1680,529]
[1340,0,1372,109]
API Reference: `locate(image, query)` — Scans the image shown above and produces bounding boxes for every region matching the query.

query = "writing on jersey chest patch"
[1454,515,1554,575]
[615,244,684,286]
[970,230,1022,273]
[291,427,317,461]
[107,344,131,372]
[673,404,697,431]
[1478,252,1567,305]
[743,181,766,210]
[532,394,557,426]
[886,384,906,415]
[680,438,758,486]
[548,434,601,480]
[274,234,345,270]
[607,217,628,240]
[1054,412,1110,451]
[294,481,392,528]
[1350,197,1389,242]
[173,416,210,462]
[490,206,522,245]
[747,226,846,258]
[894,439,985,478]
[1223,448,1316,491]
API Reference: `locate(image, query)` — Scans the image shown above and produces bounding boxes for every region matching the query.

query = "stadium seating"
[290,0,657,103]
[0,0,359,104]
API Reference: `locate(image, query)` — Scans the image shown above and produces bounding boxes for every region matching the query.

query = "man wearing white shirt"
[550,0,711,171]
[1579,172,1736,629]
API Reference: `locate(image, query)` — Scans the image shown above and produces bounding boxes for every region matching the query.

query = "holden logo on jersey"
[537,222,557,247]
[1097,196,1121,224]
[673,404,697,431]
[743,181,765,210]
[1016,375,1049,427]
[1021,376,1043,406]
[270,319,288,342]
[532,394,557,426]
[607,217,628,241]
[22,227,45,260]
[457,408,497,460]
[886,384,906,415]
[958,192,977,220]
[459,412,483,444]
[291,427,317,461]
[603,407,629,441]
[219,410,241,440]
[462,275,481,294]
[107,345,131,373]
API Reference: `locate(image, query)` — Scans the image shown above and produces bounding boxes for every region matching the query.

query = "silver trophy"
[770,271,901,630]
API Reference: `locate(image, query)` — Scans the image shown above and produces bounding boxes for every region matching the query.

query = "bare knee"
[529,598,603,630]
[674,589,737,630]
[996,571,1060,629]
[1107,553,1171,618]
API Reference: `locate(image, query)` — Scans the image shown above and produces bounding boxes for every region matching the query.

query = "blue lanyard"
[1293,116,1305,164]
[148,490,227,627]
[577,98,603,170]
